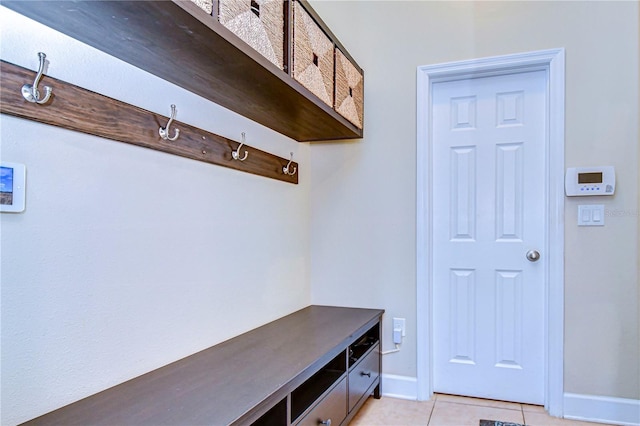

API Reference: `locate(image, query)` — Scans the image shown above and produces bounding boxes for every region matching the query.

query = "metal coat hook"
[232,132,249,161]
[283,152,297,176]
[21,52,53,104]
[159,104,180,141]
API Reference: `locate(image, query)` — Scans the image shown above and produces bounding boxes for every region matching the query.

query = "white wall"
[309,0,639,403]
[0,7,311,425]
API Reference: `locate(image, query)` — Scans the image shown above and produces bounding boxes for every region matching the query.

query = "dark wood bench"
[23,305,384,425]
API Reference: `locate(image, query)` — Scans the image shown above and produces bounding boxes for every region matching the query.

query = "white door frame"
[416,49,565,416]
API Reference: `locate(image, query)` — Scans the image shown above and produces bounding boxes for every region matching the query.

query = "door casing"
[416,49,565,416]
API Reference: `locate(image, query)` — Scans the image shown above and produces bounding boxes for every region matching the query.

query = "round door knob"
[319,419,332,426]
[526,250,541,262]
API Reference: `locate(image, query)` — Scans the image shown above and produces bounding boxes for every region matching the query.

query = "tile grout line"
[426,397,436,425]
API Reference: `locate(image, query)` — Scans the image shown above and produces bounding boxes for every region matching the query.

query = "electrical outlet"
[393,317,406,337]
[393,328,402,344]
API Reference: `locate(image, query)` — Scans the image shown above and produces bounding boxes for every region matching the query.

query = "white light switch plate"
[578,205,605,226]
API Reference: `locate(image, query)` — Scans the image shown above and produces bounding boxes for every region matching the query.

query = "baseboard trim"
[379,379,640,426]
[563,393,640,426]
[381,374,418,400]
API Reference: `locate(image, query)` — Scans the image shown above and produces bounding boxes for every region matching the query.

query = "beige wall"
[0,7,312,425]
[1,2,638,424]
[309,0,639,400]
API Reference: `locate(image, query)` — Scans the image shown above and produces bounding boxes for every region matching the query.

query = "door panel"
[432,70,546,404]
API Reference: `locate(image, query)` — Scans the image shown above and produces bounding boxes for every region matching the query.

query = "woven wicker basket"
[292,1,334,107]
[191,0,213,15]
[219,0,285,70]
[335,49,363,129]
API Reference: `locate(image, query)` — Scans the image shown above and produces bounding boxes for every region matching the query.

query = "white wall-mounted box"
[0,162,26,213]
[565,166,615,196]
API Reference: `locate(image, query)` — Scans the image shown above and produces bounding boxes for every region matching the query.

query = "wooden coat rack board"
[0,60,299,184]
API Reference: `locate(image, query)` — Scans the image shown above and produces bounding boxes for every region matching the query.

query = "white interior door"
[432,70,547,404]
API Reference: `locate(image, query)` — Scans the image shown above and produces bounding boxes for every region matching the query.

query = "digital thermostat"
[0,162,26,212]
[565,166,615,196]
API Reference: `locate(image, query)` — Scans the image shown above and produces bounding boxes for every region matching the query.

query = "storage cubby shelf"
[291,351,346,420]
[3,0,363,142]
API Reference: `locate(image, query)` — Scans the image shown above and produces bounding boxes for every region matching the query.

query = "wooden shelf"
[3,0,363,142]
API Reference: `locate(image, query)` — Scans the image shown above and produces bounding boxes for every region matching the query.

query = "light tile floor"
[350,393,615,426]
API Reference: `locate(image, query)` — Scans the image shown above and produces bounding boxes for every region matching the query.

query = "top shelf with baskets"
[3,0,364,142]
